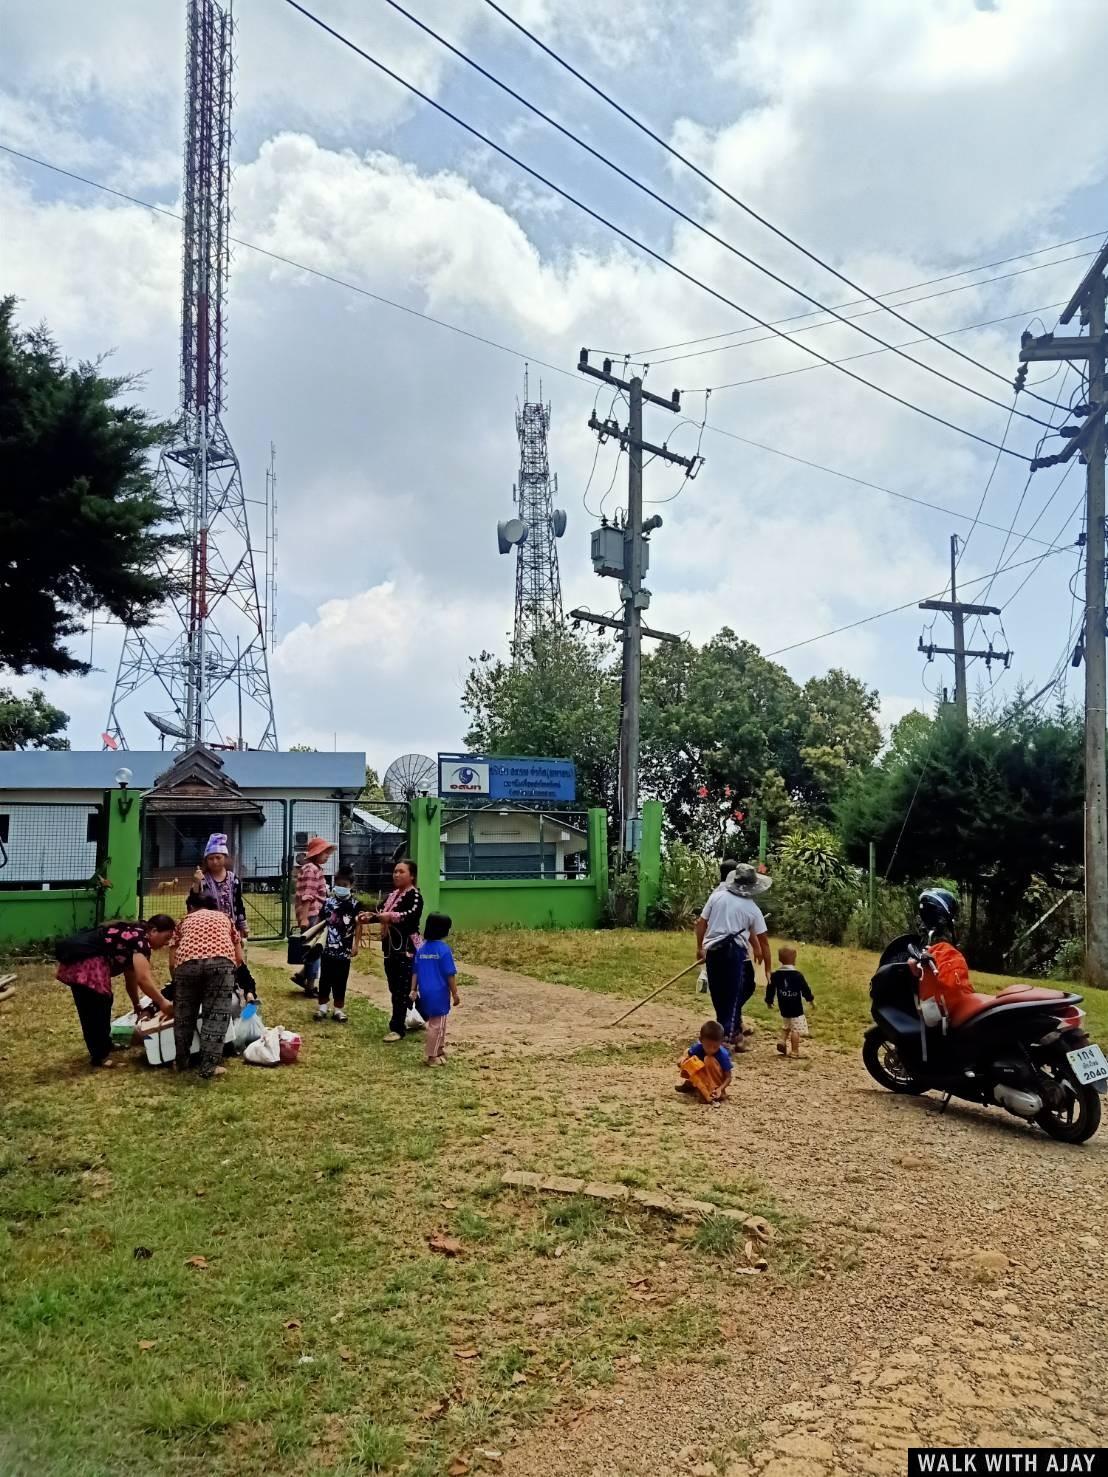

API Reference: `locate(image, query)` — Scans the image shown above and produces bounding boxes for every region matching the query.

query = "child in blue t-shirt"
[411,913,459,1067]
[676,1019,734,1103]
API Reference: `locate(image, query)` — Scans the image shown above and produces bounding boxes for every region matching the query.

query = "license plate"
[1067,1043,1108,1085]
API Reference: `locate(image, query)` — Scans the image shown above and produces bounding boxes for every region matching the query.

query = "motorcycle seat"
[947,986,1067,1029]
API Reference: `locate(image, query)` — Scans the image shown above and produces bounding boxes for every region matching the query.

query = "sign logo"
[442,760,490,794]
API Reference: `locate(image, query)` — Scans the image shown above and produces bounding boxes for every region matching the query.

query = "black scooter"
[863,935,1107,1143]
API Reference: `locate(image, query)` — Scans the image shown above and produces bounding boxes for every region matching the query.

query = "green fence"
[0,788,140,954]
[411,799,609,930]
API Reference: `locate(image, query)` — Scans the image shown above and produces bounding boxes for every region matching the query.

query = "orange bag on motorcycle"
[919,940,972,1007]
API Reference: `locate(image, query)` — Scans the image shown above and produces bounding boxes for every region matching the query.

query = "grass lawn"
[0,956,795,1477]
[452,926,1108,1050]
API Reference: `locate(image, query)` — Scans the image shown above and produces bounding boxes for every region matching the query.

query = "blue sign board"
[438,753,577,803]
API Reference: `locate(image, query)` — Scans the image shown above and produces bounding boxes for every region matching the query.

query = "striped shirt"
[295,860,328,913]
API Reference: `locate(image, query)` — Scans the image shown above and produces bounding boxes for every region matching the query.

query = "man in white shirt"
[695,864,771,1048]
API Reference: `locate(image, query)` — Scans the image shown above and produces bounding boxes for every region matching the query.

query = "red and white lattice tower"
[107,0,277,751]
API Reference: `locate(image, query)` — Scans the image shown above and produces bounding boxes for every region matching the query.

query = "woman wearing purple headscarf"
[187,833,257,1000]
[189,833,248,936]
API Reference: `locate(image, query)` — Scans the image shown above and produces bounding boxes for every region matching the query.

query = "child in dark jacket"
[766,946,814,1059]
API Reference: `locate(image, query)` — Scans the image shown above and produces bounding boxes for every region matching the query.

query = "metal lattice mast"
[513,370,564,650]
[107,0,277,752]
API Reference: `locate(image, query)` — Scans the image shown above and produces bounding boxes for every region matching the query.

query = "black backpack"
[54,927,104,965]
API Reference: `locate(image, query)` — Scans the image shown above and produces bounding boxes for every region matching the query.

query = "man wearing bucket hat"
[694,863,771,1049]
[292,836,335,995]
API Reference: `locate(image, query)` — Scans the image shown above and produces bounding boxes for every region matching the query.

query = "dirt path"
[252,945,1108,1473]
[251,946,708,1055]
[501,1039,1108,1476]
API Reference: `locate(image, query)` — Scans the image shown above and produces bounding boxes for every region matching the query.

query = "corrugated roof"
[0,750,366,793]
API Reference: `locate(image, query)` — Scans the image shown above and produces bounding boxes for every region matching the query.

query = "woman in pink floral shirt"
[56,916,176,1068]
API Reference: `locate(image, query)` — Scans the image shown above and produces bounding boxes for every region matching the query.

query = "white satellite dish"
[497,517,529,555]
[551,508,568,538]
[383,752,437,802]
[146,711,189,741]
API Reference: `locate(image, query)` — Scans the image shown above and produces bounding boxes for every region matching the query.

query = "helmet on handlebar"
[918,887,958,934]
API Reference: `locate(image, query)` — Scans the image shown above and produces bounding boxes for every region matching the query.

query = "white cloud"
[1,0,1103,759]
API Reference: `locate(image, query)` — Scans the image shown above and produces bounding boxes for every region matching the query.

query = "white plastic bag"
[405,1001,426,1031]
[697,969,710,995]
[233,1009,265,1052]
[243,1025,282,1067]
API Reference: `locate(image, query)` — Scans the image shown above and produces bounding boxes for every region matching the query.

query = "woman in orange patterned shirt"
[169,897,244,1078]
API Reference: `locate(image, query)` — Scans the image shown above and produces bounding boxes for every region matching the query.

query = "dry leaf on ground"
[429,1233,464,1257]
[184,1255,209,1270]
[452,1347,480,1360]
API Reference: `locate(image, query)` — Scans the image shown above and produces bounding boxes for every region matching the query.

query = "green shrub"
[650,842,720,929]
[603,857,640,927]
[766,825,860,944]
[1049,936,1085,981]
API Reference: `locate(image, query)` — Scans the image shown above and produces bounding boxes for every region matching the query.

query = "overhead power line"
[379,0,1060,431]
[478,0,1065,415]
[0,141,577,385]
[764,544,1075,660]
[629,235,1108,361]
[279,0,1037,461]
[3,141,1073,547]
[685,300,1066,395]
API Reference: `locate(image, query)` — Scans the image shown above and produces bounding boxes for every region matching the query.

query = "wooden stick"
[607,959,702,1028]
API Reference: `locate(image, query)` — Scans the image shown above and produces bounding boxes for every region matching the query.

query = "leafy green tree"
[836,704,1084,966]
[0,687,70,749]
[798,669,882,806]
[288,743,317,752]
[640,632,880,844]
[0,297,174,675]
[361,765,385,800]
[461,629,620,806]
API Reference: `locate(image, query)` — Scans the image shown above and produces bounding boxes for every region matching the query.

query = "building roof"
[351,806,404,834]
[0,749,366,793]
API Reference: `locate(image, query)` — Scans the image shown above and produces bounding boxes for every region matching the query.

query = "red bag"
[278,1029,301,1065]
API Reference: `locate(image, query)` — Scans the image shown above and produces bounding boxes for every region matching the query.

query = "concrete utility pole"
[918,533,1010,722]
[575,351,703,851]
[1019,240,1108,986]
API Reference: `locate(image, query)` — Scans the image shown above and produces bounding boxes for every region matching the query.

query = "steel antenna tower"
[506,369,566,652]
[107,0,277,751]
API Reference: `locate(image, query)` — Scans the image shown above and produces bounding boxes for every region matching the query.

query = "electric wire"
[478,0,1067,413]
[0,141,1078,549]
[684,302,1065,396]
[629,236,1108,361]
[277,0,1038,461]
[644,391,711,506]
[0,141,580,386]
[763,544,1075,661]
[378,0,1063,428]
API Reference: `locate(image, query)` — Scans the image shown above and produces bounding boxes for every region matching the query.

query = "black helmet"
[918,887,958,933]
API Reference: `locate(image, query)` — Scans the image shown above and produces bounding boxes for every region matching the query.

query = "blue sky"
[2,0,1108,768]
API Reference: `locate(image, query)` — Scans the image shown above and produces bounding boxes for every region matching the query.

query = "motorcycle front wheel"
[863,1027,923,1094]
[1035,1063,1102,1144]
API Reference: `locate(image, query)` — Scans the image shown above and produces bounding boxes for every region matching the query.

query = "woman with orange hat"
[292,835,335,995]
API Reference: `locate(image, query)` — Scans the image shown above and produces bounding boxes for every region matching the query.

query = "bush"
[1049,936,1085,981]
[844,879,916,951]
[650,842,721,929]
[604,857,639,927]
[766,825,860,945]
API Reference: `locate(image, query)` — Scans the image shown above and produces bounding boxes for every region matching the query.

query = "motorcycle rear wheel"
[863,1027,923,1094]
[1035,1069,1102,1144]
